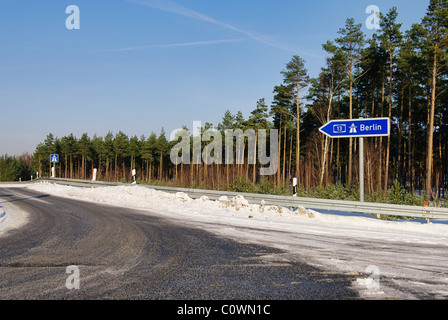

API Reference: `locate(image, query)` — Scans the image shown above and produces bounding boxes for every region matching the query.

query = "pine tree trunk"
[70,153,73,179]
[426,50,437,201]
[295,84,300,183]
[320,92,333,185]
[377,77,385,191]
[408,74,413,189]
[159,150,163,180]
[397,84,404,183]
[65,153,68,178]
[252,133,257,184]
[384,54,393,192]
[288,131,293,184]
[282,122,287,184]
[277,116,282,186]
[115,153,118,181]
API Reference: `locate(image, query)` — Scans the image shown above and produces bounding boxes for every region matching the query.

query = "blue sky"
[0,0,430,155]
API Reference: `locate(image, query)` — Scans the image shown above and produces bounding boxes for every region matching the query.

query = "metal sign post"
[319,118,390,202]
[359,136,364,202]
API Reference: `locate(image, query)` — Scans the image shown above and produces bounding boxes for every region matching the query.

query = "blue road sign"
[50,154,59,163]
[319,117,390,138]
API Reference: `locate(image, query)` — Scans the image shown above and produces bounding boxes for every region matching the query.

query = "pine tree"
[422,0,448,200]
[78,133,91,180]
[247,98,269,182]
[113,131,129,181]
[156,128,168,180]
[271,84,294,185]
[335,18,366,186]
[91,134,104,180]
[128,135,141,179]
[103,132,114,180]
[315,41,346,185]
[281,55,310,183]
[142,133,157,181]
[379,7,403,191]
[217,110,235,132]
[217,111,235,183]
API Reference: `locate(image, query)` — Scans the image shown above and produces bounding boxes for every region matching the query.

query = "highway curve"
[0,187,359,300]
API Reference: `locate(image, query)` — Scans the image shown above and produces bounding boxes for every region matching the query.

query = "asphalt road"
[0,187,359,300]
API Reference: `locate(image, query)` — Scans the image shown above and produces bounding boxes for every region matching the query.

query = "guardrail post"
[292,177,297,197]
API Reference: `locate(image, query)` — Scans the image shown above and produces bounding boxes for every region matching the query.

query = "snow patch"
[26,182,310,220]
[0,204,29,237]
[24,182,448,241]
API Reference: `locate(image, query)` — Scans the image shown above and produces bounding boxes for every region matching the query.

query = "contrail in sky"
[102,39,243,52]
[126,0,322,57]
[127,0,268,43]
[124,0,324,58]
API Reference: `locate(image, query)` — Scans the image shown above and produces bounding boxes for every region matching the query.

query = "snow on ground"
[2,181,448,299]
[0,184,30,237]
[22,182,448,242]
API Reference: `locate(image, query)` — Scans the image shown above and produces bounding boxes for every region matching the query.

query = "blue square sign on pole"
[50,154,59,163]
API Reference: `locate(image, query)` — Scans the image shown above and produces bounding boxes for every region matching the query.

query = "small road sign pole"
[50,154,59,178]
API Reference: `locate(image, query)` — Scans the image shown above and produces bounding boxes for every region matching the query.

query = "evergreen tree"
[91,134,104,179]
[217,110,235,132]
[113,131,129,181]
[128,135,141,178]
[378,7,403,191]
[0,155,32,181]
[271,84,295,185]
[78,133,91,180]
[247,98,270,182]
[103,132,115,180]
[65,133,77,179]
[312,41,347,185]
[334,18,366,185]
[142,132,157,181]
[281,55,310,182]
[422,0,448,200]
[156,128,168,180]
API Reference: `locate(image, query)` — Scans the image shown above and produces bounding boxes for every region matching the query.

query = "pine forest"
[4,1,448,203]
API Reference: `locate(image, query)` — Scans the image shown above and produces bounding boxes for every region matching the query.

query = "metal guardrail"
[34,177,448,220]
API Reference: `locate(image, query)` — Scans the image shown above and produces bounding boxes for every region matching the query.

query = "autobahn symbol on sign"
[50,154,59,163]
[319,117,390,138]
